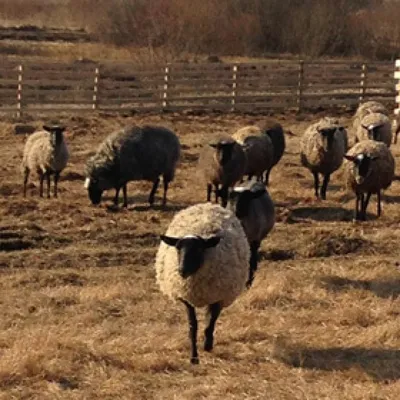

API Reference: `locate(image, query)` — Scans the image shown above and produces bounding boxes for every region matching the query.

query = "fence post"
[231,64,238,111]
[162,66,169,110]
[394,60,400,116]
[359,63,367,104]
[93,67,99,110]
[297,60,304,112]
[17,64,23,118]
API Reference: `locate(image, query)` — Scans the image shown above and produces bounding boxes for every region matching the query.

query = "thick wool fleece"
[344,140,395,194]
[352,101,389,134]
[86,125,180,189]
[257,120,286,167]
[229,181,275,244]
[355,112,392,147]
[198,137,246,188]
[232,126,274,178]
[155,203,250,308]
[300,118,346,175]
[22,130,69,175]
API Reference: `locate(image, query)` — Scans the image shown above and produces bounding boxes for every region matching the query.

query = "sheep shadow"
[383,194,400,204]
[133,203,189,213]
[62,171,85,182]
[259,249,295,261]
[275,344,400,381]
[320,275,400,299]
[289,206,354,222]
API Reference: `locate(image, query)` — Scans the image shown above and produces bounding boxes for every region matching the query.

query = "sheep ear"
[43,125,52,132]
[209,143,218,149]
[361,124,369,131]
[84,177,91,189]
[160,235,180,247]
[204,236,220,248]
[370,155,379,161]
[344,154,356,162]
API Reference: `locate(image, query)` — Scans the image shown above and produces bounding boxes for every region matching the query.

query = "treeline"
[74,0,400,59]
[2,0,400,60]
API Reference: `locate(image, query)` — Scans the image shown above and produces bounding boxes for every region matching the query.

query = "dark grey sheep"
[228,181,275,288]
[84,125,180,207]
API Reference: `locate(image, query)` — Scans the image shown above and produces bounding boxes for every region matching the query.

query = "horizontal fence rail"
[0,60,397,116]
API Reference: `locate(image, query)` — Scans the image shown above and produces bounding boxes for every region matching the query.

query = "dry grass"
[1,110,400,399]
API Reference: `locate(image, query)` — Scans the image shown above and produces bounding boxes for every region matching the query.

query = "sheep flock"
[15,101,399,366]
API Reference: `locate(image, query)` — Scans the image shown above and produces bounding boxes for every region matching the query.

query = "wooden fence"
[0,60,397,117]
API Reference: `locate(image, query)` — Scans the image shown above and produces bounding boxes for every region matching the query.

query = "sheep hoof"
[246,278,254,289]
[190,357,199,365]
[204,338,213,352]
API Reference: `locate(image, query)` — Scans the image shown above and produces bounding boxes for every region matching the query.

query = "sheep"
[22,124,69,198]
[198,137,246,207]
[228,181,275,288]
[155,202,249,364]
[232,126,274,182]
[300,118,346,200]
[257,120,286,185]
[355,112,392,147]
[352,101,389,135]
[344,140,395,221]
[84,125,180,207]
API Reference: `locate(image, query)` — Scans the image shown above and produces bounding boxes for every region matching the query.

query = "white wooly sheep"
[352,101,389,135]
[355,112,392,147]
[300,118,346,200]
[155,202,250,364]
[21,124,69,198]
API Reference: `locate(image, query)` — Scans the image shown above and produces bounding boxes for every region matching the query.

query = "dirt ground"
[0,110,400,399]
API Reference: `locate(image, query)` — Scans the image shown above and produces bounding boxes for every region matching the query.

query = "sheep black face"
[318,127,336,152]
[84,177,103,205]
[228,186,266,219]
[344,153,378,184]
[160,235,220,278]
[209,141,235,165]
[43,125,66,147]
[362,123,383,141]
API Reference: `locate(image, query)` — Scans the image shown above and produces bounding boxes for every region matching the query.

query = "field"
[0,110,400,399]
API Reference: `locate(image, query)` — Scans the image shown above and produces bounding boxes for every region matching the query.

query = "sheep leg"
[46,172,51,199]
[377,191,381,217]
[23,169,29,197]
[313,172,320,199]
[39,173,44,198]
[220,186,229,208]
[264,169,271,186]
[247,241,260,288]
[114,187,120,205]
[214,184,220,203]
[162,178,169,206]
[362,192,372,220]
[54,172,60,198]
[181,300,199,364]
[204,302,222,352]
[355,193,362,220]
[122,184,128,208]
[148,178,160,206]
[207,184,212,202]
[320,174,330,200]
